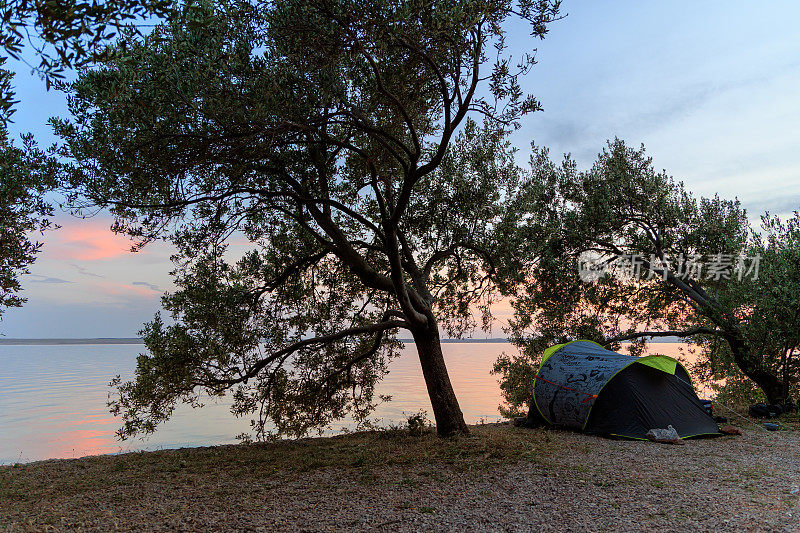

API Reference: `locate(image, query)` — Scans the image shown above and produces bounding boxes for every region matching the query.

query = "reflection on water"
[0,341,694,464]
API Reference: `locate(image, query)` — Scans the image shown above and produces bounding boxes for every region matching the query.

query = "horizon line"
[0,336,687,346]
[0,337,513,345]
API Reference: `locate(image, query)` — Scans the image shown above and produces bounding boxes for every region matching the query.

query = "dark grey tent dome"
[532,340,720,439]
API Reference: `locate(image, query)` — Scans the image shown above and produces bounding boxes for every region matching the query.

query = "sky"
[2,0,799,337]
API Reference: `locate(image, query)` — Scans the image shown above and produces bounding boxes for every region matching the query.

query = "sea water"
[0,341,691,463]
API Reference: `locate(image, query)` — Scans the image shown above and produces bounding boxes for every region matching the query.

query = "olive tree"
[55,0,562,437]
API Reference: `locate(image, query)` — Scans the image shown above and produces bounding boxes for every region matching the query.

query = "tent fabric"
[533,340,720,439]
[584,363,718,438]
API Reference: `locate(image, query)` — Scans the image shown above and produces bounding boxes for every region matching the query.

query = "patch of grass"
[676,507,699,518]
[416,469,447,482]
[738,465,770,480]
[0,424,548,523]
[357,470,378,485]
[350,454,368,467]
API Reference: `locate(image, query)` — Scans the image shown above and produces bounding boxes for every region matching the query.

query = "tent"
[529,340,720,439]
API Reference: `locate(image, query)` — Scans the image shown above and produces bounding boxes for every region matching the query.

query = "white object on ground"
[646,425,680,441]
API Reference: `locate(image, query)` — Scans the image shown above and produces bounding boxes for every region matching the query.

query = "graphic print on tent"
[528,340,720,439]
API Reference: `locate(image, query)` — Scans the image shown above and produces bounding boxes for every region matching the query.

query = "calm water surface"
[0,341,690,464]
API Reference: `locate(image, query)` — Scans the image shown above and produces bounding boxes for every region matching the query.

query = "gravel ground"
[2,424,799,532]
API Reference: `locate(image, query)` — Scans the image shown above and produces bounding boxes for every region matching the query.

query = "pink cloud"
[96,281,162,299]
[46,218,135,261]
[119,283,160,297]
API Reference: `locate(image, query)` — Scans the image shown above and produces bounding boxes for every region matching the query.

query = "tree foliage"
[0,133,57,320]
[0,0,171,322]
[56,0,562,438]
[695,213,800,403]
[0,0,170,124]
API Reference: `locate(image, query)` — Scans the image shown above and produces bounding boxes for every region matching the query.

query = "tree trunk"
[727,334,787,404]
[412,323,469,437]
[750,369,787,405]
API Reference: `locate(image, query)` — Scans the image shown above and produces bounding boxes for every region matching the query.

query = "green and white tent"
[530,340,720,439]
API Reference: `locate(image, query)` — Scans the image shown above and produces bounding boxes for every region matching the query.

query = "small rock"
[646,425,684,444]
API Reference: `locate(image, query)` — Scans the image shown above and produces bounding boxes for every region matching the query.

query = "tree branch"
[209,319,409,387]
[605,327,723,345]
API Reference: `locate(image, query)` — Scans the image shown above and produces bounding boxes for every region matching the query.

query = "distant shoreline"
[0,336,686,345]
[0,338,145,345]
[0,337,511,345]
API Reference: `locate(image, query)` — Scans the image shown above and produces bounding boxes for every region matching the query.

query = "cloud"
[70,263,105,279]
[743,196,800,217]
[132,281,161,292]
[46,218,135,261]
[95,281,163,300]
[28,275,73,284]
